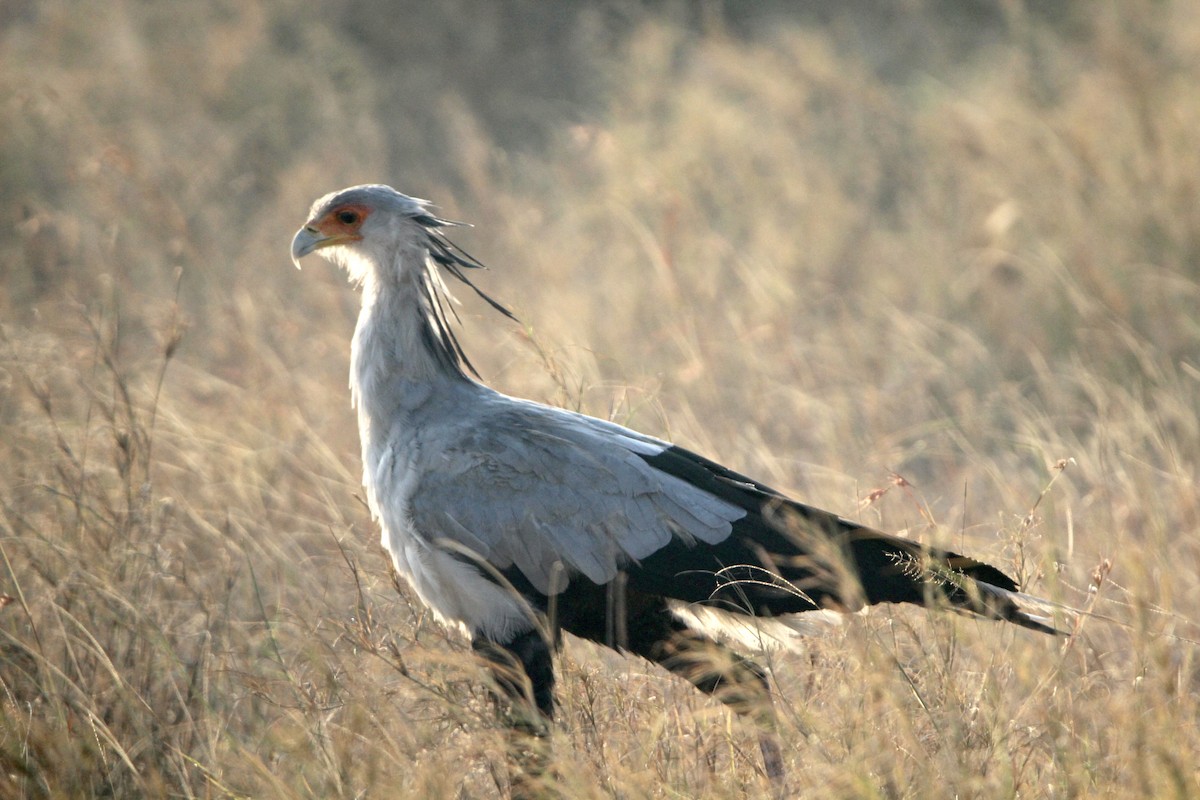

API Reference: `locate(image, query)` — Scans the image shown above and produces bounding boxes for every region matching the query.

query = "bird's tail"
[961,577,1073,636]
[774,514,1076,637]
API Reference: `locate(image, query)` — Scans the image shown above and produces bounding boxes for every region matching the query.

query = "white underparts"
[388,536,536,642]
[668,600,847,653]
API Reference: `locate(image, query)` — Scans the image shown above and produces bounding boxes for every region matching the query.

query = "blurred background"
[2,1,1199,797]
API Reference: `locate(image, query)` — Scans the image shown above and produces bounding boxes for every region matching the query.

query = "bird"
[292,184,1064,792]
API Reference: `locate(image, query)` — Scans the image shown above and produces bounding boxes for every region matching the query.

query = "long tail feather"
[970,580,1075,636]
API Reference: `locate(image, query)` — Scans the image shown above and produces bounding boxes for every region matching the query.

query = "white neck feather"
[349,244,470,414]
[348,246,472,519]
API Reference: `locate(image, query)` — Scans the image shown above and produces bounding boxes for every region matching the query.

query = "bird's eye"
[336,209,359,225]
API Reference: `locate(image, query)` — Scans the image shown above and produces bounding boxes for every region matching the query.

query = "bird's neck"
[349,252,475,427]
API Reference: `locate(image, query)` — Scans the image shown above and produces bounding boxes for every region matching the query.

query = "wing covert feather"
[407,404,744,593]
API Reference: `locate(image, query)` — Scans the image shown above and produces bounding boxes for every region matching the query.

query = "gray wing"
[407,399,746,594]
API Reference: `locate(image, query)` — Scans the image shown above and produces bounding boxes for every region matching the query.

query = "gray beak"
[290,227,324,269]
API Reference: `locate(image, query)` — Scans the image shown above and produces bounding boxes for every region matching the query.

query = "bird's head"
[291,184,516,366]
[291,184,434,285]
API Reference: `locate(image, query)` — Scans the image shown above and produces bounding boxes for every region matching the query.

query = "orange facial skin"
[309,202,373,244]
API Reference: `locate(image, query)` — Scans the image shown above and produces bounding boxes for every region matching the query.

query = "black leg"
[497,571,788,793]
[473,628,557,798]
[642,626,771,715]
[623,606,787,792]
[473,627,556,730]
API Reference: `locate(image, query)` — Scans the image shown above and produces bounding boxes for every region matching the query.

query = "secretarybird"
[292,184,1063,790]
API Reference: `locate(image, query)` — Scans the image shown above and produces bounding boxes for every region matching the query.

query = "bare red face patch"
[315,203,373,240]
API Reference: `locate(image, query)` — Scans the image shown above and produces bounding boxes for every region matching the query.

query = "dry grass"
[2,1,1199,797]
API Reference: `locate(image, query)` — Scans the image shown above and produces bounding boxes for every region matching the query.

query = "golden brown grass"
[2,1,1199,797]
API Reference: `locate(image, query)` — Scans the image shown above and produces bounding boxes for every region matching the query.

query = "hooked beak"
[291,227,323,269]
[291,226,354,269]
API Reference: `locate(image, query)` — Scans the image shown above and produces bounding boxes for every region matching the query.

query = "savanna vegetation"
[2,1,1198,797]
